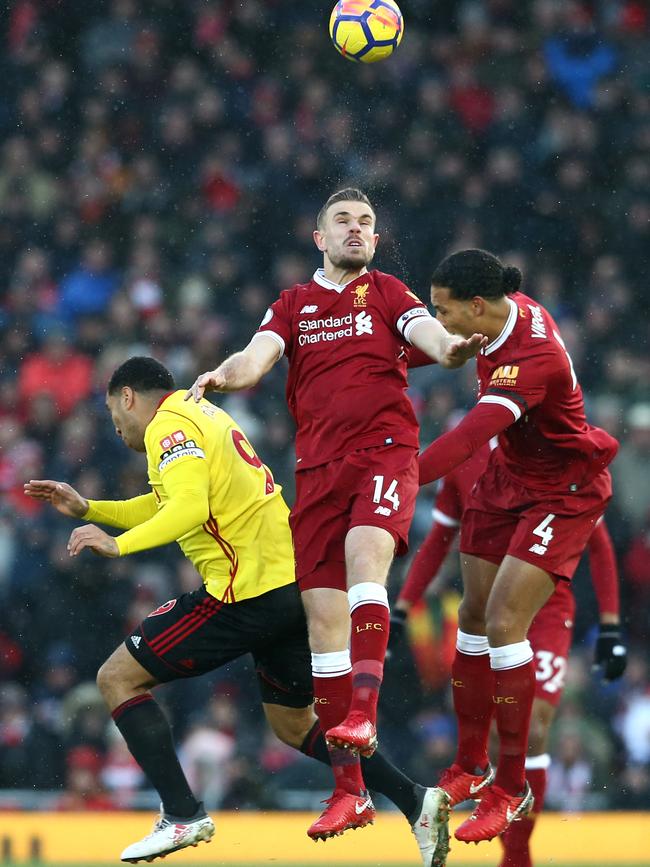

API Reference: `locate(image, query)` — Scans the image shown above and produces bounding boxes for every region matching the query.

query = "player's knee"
[97,646,147,703]
[458,598,486,634]
[266,705,314,749]
[96,656,117,700]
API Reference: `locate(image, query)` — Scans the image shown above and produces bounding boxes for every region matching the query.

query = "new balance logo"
[131,635,141,648]
[529,543,547,555]
[355,311,373,335]
[300,305,318,314]
[374,505,392,517]
[355,797,373,814]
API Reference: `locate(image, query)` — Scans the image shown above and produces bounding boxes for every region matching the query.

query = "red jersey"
[476,291,618,491]
[256,268,432,470]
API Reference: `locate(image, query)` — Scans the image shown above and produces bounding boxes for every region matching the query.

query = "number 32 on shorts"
[529,513,555,556]
[372,475,400,515]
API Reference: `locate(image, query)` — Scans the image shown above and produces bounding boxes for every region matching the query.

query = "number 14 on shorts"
[372,475,400,515]
[529,513,555,556]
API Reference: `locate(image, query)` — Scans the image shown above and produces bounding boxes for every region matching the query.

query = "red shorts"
[291,445,419,592]
[529,580,575,707]
[460,461,612,581]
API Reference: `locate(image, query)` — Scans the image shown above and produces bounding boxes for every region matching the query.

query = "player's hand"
[184,369,227,402]
[593,624,627,682]
[440,333,488,369]
[386,609,408,661]
[23,479,89,518]
[67,525,120,558]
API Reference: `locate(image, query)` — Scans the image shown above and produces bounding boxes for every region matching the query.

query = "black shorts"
[125,582,312,708]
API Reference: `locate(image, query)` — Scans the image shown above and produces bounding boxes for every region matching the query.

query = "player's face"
[431,285,477,338]
[313,201,378,270]
[106,391,146,453]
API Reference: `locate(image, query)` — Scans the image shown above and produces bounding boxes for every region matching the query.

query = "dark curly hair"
[432,249,522,300]
[107,356,175,395]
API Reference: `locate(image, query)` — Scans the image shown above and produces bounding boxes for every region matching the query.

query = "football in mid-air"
[329,0,404,63]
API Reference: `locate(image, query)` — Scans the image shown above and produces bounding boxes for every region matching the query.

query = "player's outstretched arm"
[408,318,487,369]
[419,402,513,485]
[185,334,282,402]
[25,479,157,529]
[24,480,89,518]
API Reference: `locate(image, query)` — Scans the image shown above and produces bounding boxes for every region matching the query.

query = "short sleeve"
[377,273,433,343]
[479,356,550,422]
[255,291,293,356]
[147,414,206,477]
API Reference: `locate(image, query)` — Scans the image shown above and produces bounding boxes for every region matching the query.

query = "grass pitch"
[32,863,650,867]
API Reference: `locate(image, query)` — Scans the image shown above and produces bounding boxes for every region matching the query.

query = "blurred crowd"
[0,0,649,812]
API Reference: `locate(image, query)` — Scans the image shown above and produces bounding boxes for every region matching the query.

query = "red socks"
[451,644,494,772]
[500,764,548,866]
[490,640,536,795]
[348,583,390,724]
[311,651,364,794]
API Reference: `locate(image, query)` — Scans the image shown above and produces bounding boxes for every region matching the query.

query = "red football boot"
[454,783,534,844]
[438,762,495,807]
[307,789,376,841]
[325,711,378,757]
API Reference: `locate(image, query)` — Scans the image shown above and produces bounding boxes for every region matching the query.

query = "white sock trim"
[311,650,352,678]
[456,629,489,655]
[348,582,389,614]
[489,639,534,670]
[525,753,551,770]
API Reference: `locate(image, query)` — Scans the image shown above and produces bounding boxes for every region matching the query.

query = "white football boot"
[120,807,215,863]
[410,786,451,867]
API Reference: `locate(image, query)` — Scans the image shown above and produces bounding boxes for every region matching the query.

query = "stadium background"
[0,0,648,862]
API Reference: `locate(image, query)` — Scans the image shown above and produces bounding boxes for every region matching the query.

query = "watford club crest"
[353,283,369,307]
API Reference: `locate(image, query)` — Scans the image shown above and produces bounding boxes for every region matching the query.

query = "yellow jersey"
[85,391,295,603]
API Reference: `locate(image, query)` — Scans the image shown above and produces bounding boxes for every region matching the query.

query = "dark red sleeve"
[419,402,514,485]
[587,519,620,617]
[397,520,458,606]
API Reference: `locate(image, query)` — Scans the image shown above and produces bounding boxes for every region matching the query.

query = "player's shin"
[311,651,365,794]
[489,641,536,795]
[452,631,493,773]
[348,582,391,724]
[112,693,200,818]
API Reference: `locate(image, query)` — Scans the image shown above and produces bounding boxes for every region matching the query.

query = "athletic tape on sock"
[311,650,352,677]
[348,582,389,614]
[456,629,489,655]
[489,639,534,670]
[525,753,551,770]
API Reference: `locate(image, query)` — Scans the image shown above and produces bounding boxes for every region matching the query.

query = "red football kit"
[419,291,619,580]
[257,268,433,589]
[400,442,620,705]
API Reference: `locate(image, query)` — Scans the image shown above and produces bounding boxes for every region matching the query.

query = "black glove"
[593,624,627,681]
[386,609,408,660]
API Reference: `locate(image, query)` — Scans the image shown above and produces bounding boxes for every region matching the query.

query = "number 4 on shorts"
[529,513,555,554]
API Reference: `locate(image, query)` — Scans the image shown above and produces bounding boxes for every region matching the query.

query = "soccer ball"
[329,0,404,64]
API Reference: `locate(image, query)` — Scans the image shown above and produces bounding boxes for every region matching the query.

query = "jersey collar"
[483,297,518,356]
[313,268,367,294]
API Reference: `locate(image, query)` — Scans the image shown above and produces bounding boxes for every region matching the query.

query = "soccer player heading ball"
[416,248,619,845]
[187,189,485,842]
